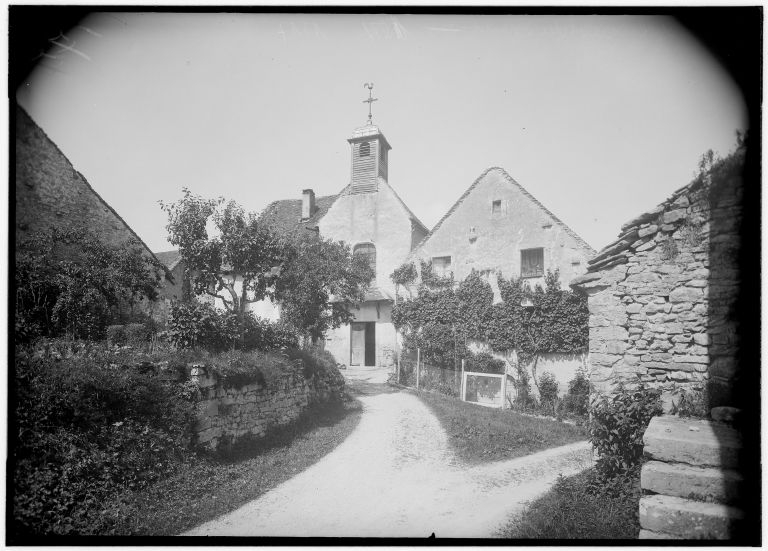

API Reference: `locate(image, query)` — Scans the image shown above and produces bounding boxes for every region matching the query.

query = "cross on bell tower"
[348,83,391,193]
[363,82,378,125]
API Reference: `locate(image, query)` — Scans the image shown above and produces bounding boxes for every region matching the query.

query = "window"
[353,243,376,274]
[521,248,544,278]
[492,200,502,215]
[359,142,370,157]
[432,256,452,278]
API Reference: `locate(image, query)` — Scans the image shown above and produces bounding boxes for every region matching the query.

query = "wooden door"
[364,322,376,366]
[350,323,365,366]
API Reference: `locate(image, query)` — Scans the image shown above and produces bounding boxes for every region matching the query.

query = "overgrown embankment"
[10,340,353,538]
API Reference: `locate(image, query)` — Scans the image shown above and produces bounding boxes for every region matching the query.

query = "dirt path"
[185,379,592,538]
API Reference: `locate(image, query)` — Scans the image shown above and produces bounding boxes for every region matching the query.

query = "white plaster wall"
[410,169,593,288]
[319,179,418,295]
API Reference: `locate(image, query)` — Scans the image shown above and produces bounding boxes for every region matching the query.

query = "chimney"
[302,189,315,220]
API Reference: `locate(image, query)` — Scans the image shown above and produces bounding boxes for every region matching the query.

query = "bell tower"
[348,83,391,194]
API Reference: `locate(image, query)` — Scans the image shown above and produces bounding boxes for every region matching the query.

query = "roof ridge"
[408,167,595,260]
[409,166,499,254]
[496,169,596,254]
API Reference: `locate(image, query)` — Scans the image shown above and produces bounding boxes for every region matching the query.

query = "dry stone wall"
[571,152,742,412]
[190,361,345,450]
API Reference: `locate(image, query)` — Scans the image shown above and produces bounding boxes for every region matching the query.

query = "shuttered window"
[521,248,544,278]
[359,142,370,157]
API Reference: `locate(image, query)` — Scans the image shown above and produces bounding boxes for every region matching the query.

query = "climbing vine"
[391,265,589,376]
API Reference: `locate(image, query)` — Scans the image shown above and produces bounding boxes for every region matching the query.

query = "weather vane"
[363,83,377,125]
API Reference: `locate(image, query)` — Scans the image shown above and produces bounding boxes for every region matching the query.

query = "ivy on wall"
[391,263,589,375]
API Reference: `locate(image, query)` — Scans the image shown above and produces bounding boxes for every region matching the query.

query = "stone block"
[639,494,743,539]
[641,460,742,504]
[687,279,707,288]
[643,416,741,468]
[669,287,703,303]
[638,224,659,238]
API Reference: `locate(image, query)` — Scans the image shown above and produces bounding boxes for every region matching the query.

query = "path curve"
[185,382,592,538]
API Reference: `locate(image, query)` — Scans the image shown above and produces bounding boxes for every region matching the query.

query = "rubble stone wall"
[190,361,345,450]
[572,161,742,411]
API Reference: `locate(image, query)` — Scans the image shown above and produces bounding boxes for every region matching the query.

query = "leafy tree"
[160,190,284,331]
[273,232,374,342]
[15,228,162,340]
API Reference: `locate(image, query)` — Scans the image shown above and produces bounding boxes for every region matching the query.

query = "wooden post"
[397,356,401,385]
[461,359,466,401]
[416,348,421,390]
[501,371,508,410]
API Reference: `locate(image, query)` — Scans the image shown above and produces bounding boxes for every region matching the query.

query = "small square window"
[521,248,544,278]
[492,200,502,215]
[432,256,452,278]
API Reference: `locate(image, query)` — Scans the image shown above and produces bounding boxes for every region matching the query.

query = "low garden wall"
[189,359,345,450]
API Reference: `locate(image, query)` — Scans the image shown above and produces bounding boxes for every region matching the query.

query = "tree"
[160,190,285,329]
[15,227,162,340]
[273,232,374,342]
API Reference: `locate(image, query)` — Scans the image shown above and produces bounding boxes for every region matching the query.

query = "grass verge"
[106,396,363,535]
[411,389,587,464]
[497,467,641,540]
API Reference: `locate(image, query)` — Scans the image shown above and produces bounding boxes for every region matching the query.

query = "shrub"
[589,382,662,477]
[125,323,151,345]
[15,228,161,342]
[563,367,590,417]
[538,371,559,408]
[12,346,196,536]
[242,315,299,352]
[106,325,127,346]
[167,301,221,350]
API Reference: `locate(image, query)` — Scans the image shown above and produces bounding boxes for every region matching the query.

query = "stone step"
[641,460,742,504]
[639,494,744,539]
[643,415,741,468]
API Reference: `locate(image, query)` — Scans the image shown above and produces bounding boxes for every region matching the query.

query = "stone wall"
[190,359,345,450]
[571,150,743,411]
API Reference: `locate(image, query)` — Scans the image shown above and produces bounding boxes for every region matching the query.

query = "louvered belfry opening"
[348,124,390,194]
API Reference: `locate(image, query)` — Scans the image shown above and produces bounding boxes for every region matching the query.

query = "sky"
[16,13,748,254]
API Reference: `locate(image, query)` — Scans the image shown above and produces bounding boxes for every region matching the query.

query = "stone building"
[15,104,175,319]
[406,166,595,293]
[570,146,745,411]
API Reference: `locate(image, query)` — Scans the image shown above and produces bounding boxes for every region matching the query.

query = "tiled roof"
[259,193,338,235]
[411,166,596,257]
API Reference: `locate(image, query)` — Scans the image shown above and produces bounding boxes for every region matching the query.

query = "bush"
[12,346,196,536]
[15,228,161,342]
[106,325,127,346]
[562,368,590,417]
[589,382,662,477]
[125,323,151,345]
[242,315,299,352]
[167,302,298,353]
[167,301,222,350]
[538,371,559,408]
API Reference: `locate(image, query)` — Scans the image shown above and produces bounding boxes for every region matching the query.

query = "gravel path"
[185,378,592,538]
